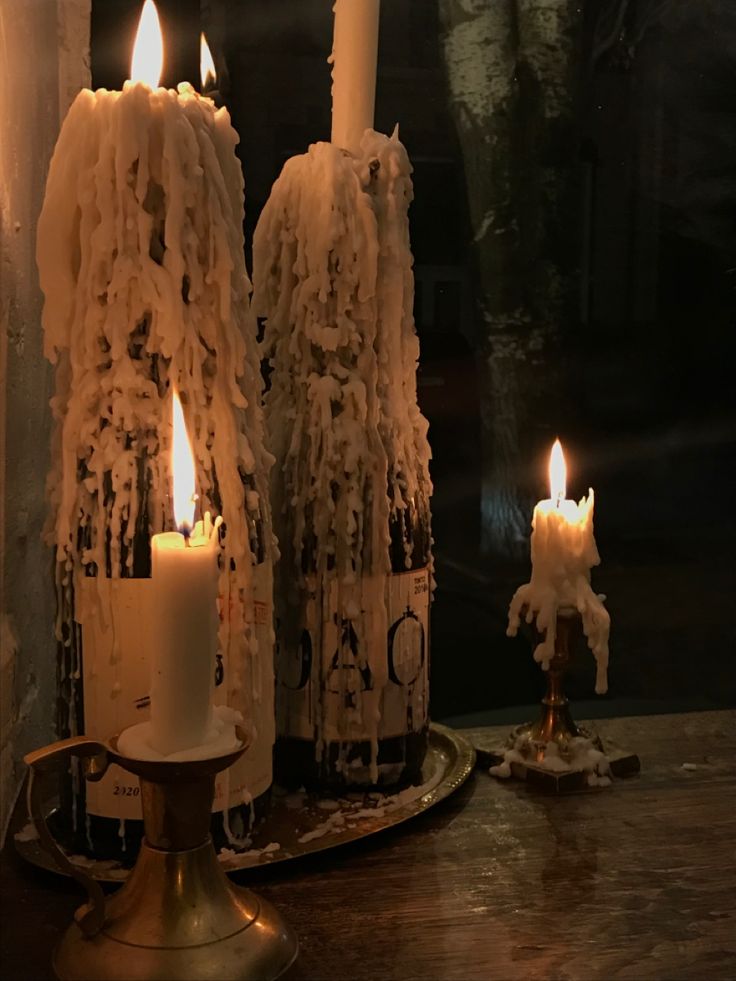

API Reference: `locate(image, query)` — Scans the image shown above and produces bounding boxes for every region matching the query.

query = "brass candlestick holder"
[515,609,587,755]
[483,609,640,792]
[25,729,298,981]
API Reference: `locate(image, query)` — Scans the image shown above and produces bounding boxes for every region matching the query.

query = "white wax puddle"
[218,841,280,863]
[293,769,443,845]
[116,705,243,762]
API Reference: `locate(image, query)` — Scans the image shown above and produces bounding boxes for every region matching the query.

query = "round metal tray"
[14,723,475,883]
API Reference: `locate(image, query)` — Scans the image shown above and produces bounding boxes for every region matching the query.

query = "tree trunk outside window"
[438,0,584,557]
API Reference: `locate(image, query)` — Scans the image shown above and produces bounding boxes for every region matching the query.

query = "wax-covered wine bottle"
[254,131,433,790]
[273,502,431,789]
[38,79,275,861]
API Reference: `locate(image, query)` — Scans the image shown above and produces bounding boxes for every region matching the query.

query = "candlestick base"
[52,839,295,981]
[484,610,640,792]
[24,730,298,980]
[481,730,641,793]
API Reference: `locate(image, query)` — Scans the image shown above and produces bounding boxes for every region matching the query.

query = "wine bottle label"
[77,577,156,820]
[380,567,430,739]
[216,561,275,807]
[77,569,274,819]
[277,567,430,744]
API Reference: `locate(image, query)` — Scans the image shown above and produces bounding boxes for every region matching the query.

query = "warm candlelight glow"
[130,0,163,89]
[171,390,196,533]
[549,439,567,504]
[200,33,216,91]
[509,437,609,694]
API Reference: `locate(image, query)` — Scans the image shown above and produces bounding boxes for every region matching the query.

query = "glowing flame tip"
[200,33,216,91]
[171,390,196,533]
[549,438,567,504]
[131,0,163,89]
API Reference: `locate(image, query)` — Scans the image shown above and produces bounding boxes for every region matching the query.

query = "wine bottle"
[254,130,433,790]
[274,502,431,790]
[38,81,275,860]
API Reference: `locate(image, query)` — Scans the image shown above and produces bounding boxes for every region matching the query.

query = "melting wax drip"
[507,490,610,694]
[253,131,432,771]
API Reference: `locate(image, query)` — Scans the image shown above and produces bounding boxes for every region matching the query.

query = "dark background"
[92,0,736,725]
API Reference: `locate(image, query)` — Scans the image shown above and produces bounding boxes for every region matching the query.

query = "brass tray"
[14,723,475,883]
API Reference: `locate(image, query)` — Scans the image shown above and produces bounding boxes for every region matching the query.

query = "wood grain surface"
[2,711,735,980]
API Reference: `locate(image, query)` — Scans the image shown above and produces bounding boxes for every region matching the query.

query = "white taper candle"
[149,530,218,755]
[148,392,219,756]
[331,0,380,155]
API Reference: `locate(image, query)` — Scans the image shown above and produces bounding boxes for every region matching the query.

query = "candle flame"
[130,0,163,89]
[171,390,197,534]
[200,33,216,91]
[549,439,567,505]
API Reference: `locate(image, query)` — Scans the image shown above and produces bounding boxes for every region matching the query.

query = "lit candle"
[147,391,220,756]
[130,0,164,88]
[507,439,610,694]
[200,32,220,102]
[40,1,262,777]
[331,0,380,155]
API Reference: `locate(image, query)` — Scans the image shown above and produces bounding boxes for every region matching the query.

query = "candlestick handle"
[24,737,110,937]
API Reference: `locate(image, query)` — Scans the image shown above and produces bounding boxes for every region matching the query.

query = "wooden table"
[2,711,735,980]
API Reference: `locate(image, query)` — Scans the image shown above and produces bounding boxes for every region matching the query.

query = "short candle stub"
[507,439,610,696]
